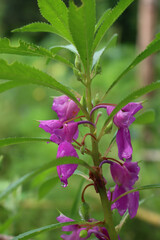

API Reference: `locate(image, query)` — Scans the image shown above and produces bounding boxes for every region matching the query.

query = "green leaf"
[134,109,155,125]
[113,184,160,204]
[105,34,160,95]
[0,59,78,104]
[95,9,111,33]
[0,137,50,148]
[71,178,85,218]
[12,221,84,240]
[68,0,96,70]
[92,33,118,68]
[101,81,160,132]
[93,0,134,50]
[0,38,75,69]
[37,0,72,42]
[38,177,59,199]
[0,81,28,94]
[50,44,78,55]
[12,22,60,35]
[0,157,92,200]
[0,38,52,57]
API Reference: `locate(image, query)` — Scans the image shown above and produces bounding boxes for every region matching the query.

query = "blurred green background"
[0,0,160,239]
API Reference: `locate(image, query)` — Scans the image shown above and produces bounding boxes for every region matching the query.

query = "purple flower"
[52,95,80,122]
[57,213,120,240]
[39,120,78,144]
[110,161,140,188]
[107,102,143,160]
[109,161,140,218]
[109,185,139,219]
[56,141,78,187]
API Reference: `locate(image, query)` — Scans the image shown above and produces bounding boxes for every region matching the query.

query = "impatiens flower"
[52,95,80,122]
[39,120,78,144]
[56,141,78,187]
[109,161,140,218]
[57,213,120,240]
[110,161,140,188]
[107,102,143,160]
[109,185,139,219]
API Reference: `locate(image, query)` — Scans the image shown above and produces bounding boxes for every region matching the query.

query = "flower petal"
[52,95,80,121]
[39,120,62,134]
[56,142,78,187]
[128,191,139,218]
[112,185,128,216]
[116,128,133,160]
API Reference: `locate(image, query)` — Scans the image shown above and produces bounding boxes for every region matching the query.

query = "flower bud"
[79,202,90,221]
[79,229,88,238]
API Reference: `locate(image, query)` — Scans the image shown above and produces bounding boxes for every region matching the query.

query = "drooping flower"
[109,161,140,218]
[56,141,78,187]
[39,120,79,144]
[52,95,80,122]
[107,102,143,160]
[57,213,120,240]
[110,161,140,188]
[109,185,139,219]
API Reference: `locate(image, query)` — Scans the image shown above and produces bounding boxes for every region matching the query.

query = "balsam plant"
[0,0,160,239]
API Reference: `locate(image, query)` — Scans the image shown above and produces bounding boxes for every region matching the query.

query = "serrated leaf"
[12,221,84,240]
[134,109,155,125]
[12,22,60,34]
[0,59,78,104]
[0,157,92,200]
[105,34,160,95]
[37,0,72,42]
[93,0,134,50]
[0,137,50,147]
[0,38,51,57]
[38,177,59,199]
[103,81,160,128]
[92,33,118,68]
[0,38,75,69]
[95,9,111,33]
[68,0,96,70]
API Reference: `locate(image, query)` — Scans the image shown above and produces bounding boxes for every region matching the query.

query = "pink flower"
[52,95,80,122]
[107,102,143,160]
[56,141,78,187]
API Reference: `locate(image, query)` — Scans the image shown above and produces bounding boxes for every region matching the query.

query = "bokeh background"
[0,0,160,239]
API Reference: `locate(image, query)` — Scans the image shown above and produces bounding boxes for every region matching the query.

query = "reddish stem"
[101,157,124,166]
[64,115,85,124]
[81,133,97,145]
[81,183,94,202]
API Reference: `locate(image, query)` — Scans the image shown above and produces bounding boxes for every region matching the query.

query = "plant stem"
[98,184,118,240]
[85,70,118,240]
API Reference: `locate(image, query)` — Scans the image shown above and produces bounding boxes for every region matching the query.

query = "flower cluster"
[39,95,80,187]
[39,95,143,239]
[57,213,121,240]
